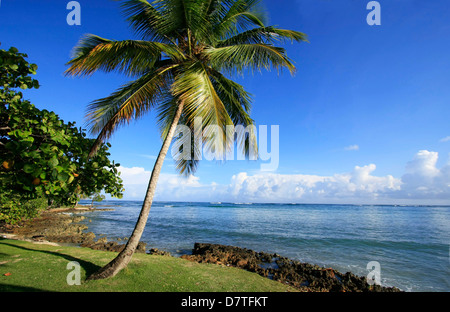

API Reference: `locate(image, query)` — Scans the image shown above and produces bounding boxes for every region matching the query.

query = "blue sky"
[1,0,449,204]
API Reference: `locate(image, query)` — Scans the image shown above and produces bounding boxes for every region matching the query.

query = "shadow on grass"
[0,238,102,277]
[0,283,46,292]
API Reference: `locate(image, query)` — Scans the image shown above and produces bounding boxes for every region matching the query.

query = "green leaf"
[48,157,59,168]
[57,172,69,182]
[23,164,34,174]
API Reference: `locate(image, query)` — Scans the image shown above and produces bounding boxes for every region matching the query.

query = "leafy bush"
[0,194,48,225]
[0,45,124,223]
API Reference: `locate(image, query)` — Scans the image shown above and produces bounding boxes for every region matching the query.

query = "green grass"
[0,238,296,292]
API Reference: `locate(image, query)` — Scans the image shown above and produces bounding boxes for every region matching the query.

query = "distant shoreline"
[82,199,450,208]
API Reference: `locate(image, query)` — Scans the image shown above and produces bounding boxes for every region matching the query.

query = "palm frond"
[155,93,203,175]
[209,70,258,159]
[206,43,296,75]
[171,114,202,175]
[86,64,177,156]
[208,70,252,124]
[121,0,174,43]
[218,26,308,47]
[172,63,234,163]
[212,0,267,39]
[65,34,184,77]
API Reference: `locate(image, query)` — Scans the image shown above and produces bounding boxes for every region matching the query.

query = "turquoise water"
[78,201,450,292]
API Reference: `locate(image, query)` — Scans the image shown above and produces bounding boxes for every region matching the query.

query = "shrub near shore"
[0,46,124,224]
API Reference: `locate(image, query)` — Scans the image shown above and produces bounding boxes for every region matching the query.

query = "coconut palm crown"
[66,0,307,173]
[65,0,307,279]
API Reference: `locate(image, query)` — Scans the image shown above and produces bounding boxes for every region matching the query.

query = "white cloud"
[226,164,400,203]
[440,136,450,143]
[398,150,450,199]
[405,150,440,178]
[344,144,359,151]
[117,166,219,201]
[115,150,450,204]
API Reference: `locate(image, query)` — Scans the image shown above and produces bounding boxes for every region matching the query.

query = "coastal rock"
[136,242,147,253]
[96,236,108,244]
[84,240,147,253]
[148,248,172,256]
[182,243,402,293]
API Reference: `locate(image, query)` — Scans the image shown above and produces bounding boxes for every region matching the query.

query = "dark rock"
[148,248,172,256]
[183,243,402,292]
[31,235,45,241]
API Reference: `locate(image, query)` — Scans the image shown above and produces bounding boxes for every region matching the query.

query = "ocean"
[77,200,450,292]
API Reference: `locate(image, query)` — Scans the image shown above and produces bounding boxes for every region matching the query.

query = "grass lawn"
[0,238,296,292]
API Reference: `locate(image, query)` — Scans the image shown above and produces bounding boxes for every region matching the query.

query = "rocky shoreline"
[0,207,147,253]
[0,208,402,292]
[181,243,401,292]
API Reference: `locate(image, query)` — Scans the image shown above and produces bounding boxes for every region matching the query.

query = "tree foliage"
[0,45,124,224]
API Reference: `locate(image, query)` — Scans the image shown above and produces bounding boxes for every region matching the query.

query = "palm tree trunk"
[87,101,185,280]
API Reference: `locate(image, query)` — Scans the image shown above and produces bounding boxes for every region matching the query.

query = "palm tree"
[65,0,307,280]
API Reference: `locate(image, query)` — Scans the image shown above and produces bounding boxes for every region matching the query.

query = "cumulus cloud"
[405,150,440,179]
[117,166,219,201]
[226,164,400,203]
[116,150,450,204]
[397,150,450,199]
